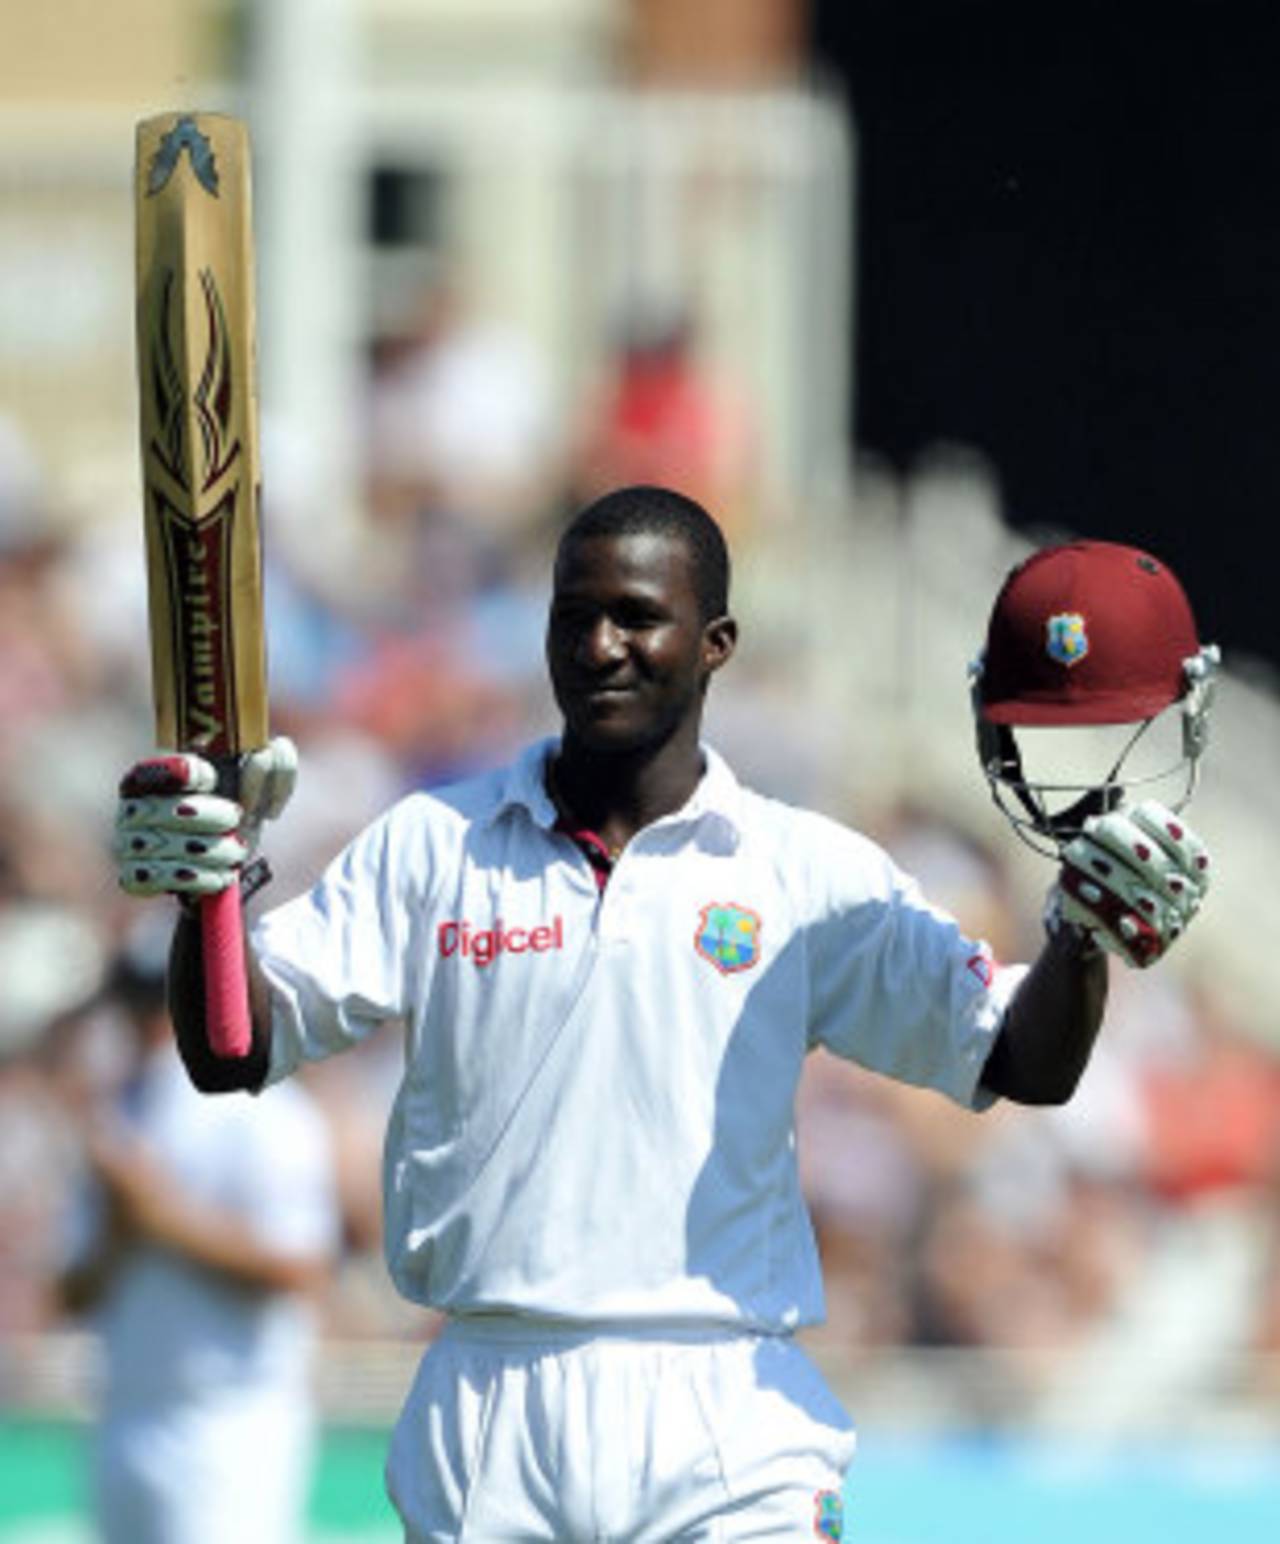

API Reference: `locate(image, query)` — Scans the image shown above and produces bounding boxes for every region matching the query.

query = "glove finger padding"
[115,855,240,899]
[238,737,298,831]
[114,739,296,900]
[117,792,244,835]
[116,753,243,898]
[1057,800,1211,968]
[113,822,248,894]
[118,752,218,801]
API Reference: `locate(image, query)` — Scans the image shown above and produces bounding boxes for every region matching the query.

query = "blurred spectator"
[1136,991,1280,1207]
[571,306,756,537]
[252,418,375,729]
[365,270,559,593]
[797,1055,923,1347]
[0,421,105,736]
[48,916,339,1544]
[329,628,529,788]
[0,894,106,1064]
[1250,1135,1280,1395]
[0,1049,85,1345]
[0,413,44,540]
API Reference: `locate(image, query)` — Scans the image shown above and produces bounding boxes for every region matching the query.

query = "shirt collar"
[488,737,743,851]
[673,744,743,851]
[490,738,561,831]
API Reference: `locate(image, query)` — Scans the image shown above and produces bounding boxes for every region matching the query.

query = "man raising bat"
[115,477,1217,1537]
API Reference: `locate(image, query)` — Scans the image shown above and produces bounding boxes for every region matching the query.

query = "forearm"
[980,929,1109,1105]
[136,1193,329,1296]
[169,908,272,1093]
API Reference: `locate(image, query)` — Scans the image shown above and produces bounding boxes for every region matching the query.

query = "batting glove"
[115,737,297,899]
[1050,799,1210,968]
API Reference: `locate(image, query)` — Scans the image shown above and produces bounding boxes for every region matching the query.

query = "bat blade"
[135,112,267,1059]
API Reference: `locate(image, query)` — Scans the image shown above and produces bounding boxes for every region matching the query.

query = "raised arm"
[980,928,1107,1104]
[169,909,272,1093]
[982,799,1211,1105]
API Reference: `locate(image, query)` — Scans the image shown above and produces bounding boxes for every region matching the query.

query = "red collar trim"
[555,817,615,891]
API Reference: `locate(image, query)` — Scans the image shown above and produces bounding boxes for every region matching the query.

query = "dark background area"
[812,1,1280,673]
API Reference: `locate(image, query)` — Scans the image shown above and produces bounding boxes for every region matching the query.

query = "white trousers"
[386,1319,856,1542]
[93,1389,314,1544]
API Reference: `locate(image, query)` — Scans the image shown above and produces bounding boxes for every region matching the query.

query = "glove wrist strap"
[174,856,272,916]
[1043,885,1103,959]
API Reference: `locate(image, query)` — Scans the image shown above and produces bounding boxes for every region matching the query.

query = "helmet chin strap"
[978,719,1127,850]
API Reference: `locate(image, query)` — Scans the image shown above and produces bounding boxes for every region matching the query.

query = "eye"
[614,602,665,629]
[551,602,592,631]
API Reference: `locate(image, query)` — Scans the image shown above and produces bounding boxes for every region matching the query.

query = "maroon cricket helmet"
[977,541,1202,726]
[970,539,1219,852]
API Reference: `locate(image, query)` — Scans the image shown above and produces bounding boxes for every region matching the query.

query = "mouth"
[567,676,637,698]
[567,681,640,715]
[583,684,636,706]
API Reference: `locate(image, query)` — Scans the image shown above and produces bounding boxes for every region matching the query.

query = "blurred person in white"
[367,272,556,526]
[51,913,339,1544]
[365,269,559,616]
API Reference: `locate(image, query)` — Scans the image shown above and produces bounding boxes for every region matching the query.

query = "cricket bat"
[134,112,267,1059]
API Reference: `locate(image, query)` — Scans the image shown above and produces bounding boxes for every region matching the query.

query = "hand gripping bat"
[135,113,267,1058]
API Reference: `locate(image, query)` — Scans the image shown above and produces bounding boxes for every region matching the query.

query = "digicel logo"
[437,916,565,968]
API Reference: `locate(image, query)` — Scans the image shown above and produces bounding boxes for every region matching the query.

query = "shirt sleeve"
[802,820,1026,1110]
[252,800,425,1085]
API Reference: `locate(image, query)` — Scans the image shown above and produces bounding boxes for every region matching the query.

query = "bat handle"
[200,883,254,1058]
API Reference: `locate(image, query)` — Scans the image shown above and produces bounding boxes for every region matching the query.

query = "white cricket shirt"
[255,739,1024,1332]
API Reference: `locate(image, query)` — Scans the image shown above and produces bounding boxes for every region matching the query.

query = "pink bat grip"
[199,883,254,1058]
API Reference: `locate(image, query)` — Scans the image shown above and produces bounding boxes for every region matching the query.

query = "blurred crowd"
[2,280,1280,1438]
[798,808,1280,1424]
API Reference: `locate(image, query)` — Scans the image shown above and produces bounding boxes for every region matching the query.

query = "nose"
[578,615,626,668]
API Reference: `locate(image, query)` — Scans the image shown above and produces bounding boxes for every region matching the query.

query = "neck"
[551,728,705,848]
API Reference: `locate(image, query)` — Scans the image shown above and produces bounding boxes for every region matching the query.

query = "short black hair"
[558,485,731,621]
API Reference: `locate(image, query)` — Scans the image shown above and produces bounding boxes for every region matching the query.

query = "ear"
[702,615,738,675]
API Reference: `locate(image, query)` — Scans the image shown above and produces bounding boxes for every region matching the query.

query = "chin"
[561,704,659,755]
[566,719,649,755]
